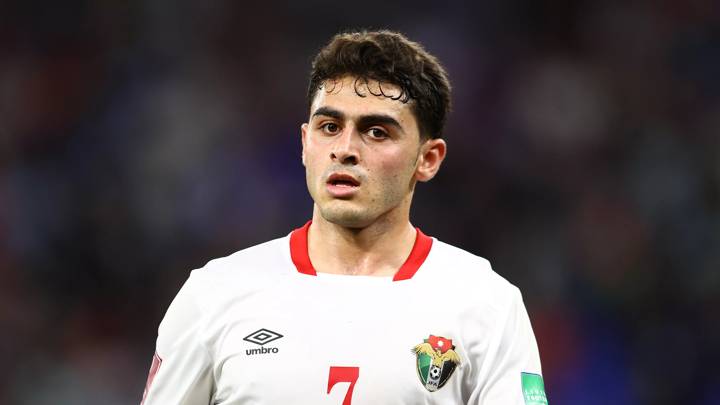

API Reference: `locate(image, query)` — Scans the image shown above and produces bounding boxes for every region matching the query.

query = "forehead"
[310,76,418,128]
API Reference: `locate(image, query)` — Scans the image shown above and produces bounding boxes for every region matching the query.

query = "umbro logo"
[244,328,283,355]
[244,328,283,345]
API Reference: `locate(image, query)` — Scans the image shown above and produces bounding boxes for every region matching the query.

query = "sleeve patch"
[141,352,163,405]
[521,372,548,405]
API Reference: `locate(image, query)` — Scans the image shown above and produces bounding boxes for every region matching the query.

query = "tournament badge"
[412,335,461,392]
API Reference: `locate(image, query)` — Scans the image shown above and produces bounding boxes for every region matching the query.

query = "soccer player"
[141,30,548,405]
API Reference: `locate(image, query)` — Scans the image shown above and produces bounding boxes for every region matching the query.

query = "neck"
[307,207,417,276]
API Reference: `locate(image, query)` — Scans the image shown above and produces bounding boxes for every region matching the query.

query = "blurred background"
[1,0,718,403]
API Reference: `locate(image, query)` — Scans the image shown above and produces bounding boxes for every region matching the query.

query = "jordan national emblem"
[412,335,461,392]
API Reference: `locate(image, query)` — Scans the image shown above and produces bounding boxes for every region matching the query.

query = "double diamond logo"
[243,328,283,346]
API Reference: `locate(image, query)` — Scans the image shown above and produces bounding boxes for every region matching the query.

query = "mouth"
[326,173,360,198]
[326,173,360,187]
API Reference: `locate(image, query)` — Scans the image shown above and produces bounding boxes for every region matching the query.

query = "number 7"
[327,366,360,405]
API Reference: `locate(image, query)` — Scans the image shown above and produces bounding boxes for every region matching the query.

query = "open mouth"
[327,173,360,187]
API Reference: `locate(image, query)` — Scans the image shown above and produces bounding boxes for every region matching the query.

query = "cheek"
[307,161,323,189]
[304,143,323,169]
[373,152,417,187]
[303,151,320,186]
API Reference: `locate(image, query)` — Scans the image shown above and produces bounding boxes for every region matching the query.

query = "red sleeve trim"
[140,352,163,405]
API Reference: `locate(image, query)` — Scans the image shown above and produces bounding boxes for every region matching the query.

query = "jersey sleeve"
[141,271,215,405]
[469,288,547,405]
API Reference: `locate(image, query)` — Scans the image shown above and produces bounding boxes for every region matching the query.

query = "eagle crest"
[412,342,461,366]
[412,335,461,392]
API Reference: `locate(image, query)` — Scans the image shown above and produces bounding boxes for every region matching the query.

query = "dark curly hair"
[307,30,451,139]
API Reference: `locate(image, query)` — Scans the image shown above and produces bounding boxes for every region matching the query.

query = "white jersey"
[141,222,547,405]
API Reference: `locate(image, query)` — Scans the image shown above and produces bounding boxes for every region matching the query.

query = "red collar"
[289,221,433,281]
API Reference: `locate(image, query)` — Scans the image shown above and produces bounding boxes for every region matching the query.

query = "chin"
[319,204,373,229]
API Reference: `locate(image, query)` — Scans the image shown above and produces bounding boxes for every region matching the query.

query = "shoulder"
[169,234,292,312]
[158,234,291,339]
[423,238,521,313]
[192,234,291,283]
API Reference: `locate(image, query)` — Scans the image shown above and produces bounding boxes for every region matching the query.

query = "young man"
[141,30,547,405]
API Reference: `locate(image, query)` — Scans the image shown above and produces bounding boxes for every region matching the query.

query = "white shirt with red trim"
[141,222,546,405]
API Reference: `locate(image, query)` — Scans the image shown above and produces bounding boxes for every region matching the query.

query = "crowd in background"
[1,1,718,403]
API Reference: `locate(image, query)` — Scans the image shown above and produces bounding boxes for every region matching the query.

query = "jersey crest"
[412,335,461,392]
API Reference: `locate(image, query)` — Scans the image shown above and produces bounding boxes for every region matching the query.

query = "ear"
[301,123,309,167]
[415,138,447,182]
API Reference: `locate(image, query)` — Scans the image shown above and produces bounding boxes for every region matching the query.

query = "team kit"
[141,223,547,404]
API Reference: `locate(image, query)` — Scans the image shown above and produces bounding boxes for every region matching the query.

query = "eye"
[367,127,389,139]
[320,122,340,135]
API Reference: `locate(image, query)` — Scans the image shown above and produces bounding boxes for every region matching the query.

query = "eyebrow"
[311,106,404,132]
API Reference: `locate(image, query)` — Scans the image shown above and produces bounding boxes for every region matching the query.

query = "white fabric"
[142,233,543,404]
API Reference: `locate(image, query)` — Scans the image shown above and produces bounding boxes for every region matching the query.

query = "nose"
[330,127,360,165]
